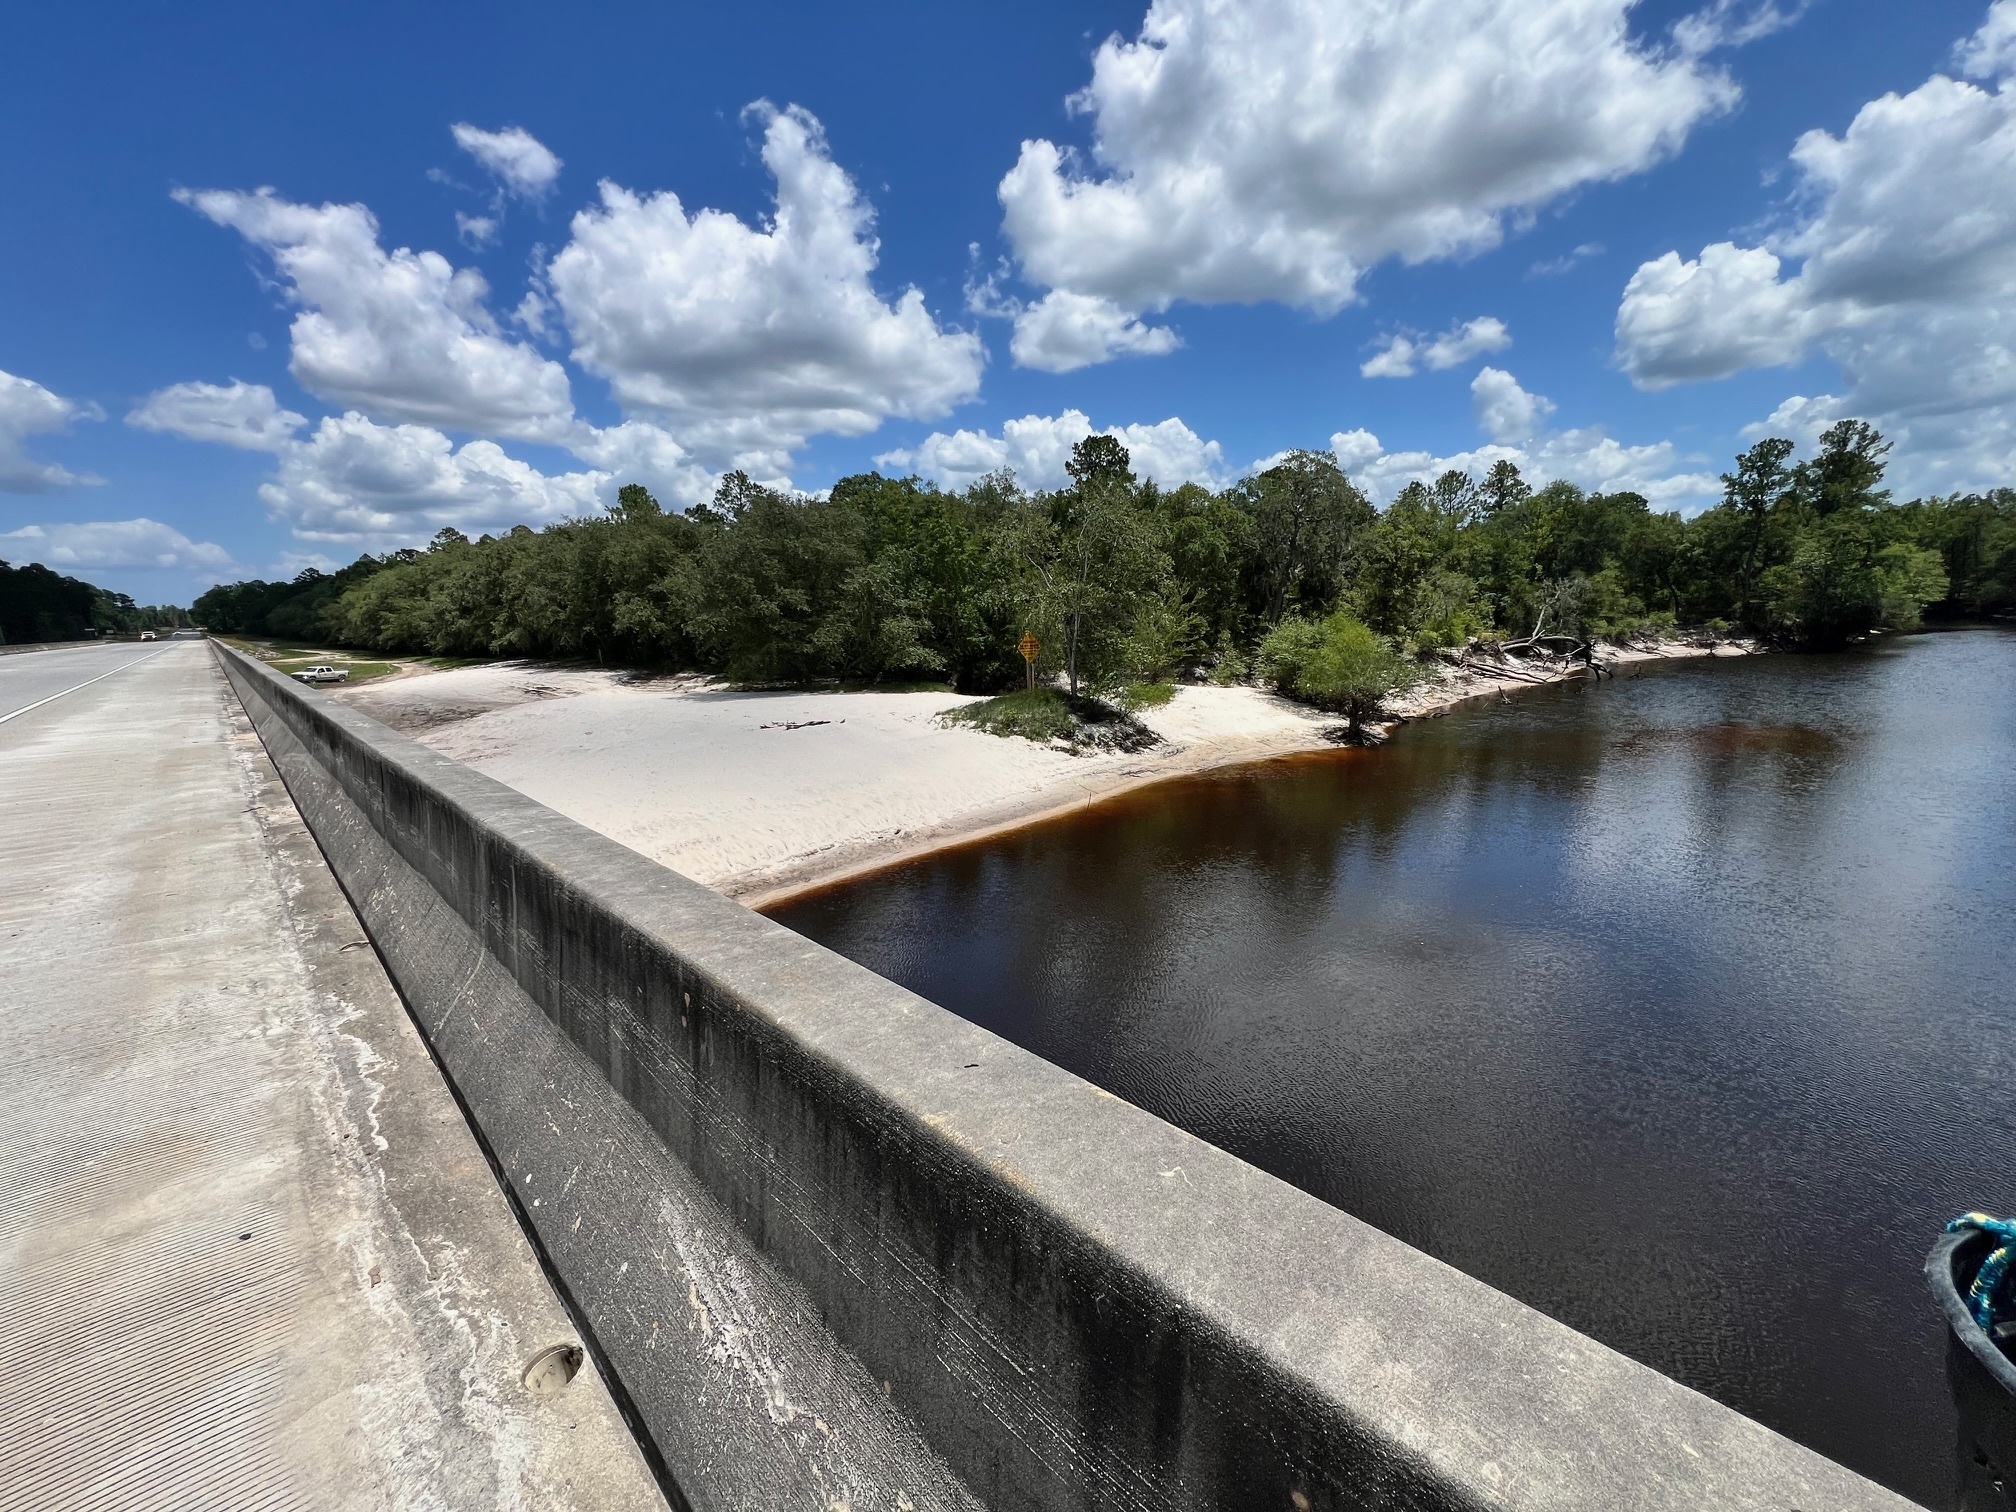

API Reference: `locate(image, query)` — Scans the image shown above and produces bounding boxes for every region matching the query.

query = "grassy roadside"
[220,636,420,685]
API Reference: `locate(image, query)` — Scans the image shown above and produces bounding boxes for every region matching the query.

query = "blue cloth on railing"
[1946,1213,2016,1332]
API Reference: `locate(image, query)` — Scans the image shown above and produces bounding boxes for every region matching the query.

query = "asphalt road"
[0,640,176,724]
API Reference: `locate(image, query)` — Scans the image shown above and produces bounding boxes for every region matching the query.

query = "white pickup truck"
[291,665,351,684]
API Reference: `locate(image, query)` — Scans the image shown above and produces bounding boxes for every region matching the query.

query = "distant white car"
[138,631,155,641]
[292,665,350,684]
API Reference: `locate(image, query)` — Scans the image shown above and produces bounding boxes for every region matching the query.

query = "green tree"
[833,472,1001,689]
[1236,449,1375,625]
[1,559,107,642]
[1405,567,1490,649]
[611,482,662,521]
[1876,542,1950,629]
[1720,437,1797,625]
[1760,514,1947,644]
[1901,490,2016,614]
[1355,476,1469,638]
[186,412,2007,693]
[1476,458,1533,519]
[326,559,434,650]
[1008,437,1165,696]
[1124,587,1207,682]
[1619,509,1690,620]
[812,555,945,682]
[1796,419,1892,518]
[1258,610,1422,738]
[1066,433,1134,491]
[1149,480,1254,649]
[687,473,865,682]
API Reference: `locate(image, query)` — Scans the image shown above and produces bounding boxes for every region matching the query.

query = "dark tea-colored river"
[770,627,2016,1506]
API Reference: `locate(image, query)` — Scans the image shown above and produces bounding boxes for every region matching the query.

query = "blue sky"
[3,0,2012,604]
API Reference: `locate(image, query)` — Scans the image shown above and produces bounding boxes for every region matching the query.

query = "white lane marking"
[0,646,177,725]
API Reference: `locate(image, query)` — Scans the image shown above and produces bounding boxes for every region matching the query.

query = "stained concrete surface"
[0,642,664,1510]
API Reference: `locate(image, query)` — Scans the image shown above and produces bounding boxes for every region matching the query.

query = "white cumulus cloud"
[451,123,562,200]
[1470,366,1557,443]
[1332,369,1715,508]
[1741,393,1843,450]
[129,386,705,546]
[1336,425,1718,511]
[1359,339,1420,381]
[177,186,576,441]
[546,102,984,473]
[1361,316,1511,378]
[0,368,101,492]
[995,0,1741,366]
[878,410,1226,492]
[127,380,306,452]
[258,412,607,544]
[1614,243,1816,386]
[1616,2,2016,494]
[1,519,235,573]
[456,212,499,249]
[564,419,717,511]
[1008,290,1181,373]
[1956,0,2016,76]
[881,377,1708,508]
[1670,0,1808,55]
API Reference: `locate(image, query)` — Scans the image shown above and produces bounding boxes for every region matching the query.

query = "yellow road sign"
[1018,633,1041,663]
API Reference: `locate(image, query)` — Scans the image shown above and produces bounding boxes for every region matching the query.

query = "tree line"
[193,420,2013,697]
[0,559,192,645]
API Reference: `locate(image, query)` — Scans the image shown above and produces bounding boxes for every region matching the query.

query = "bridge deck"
[0,644,663,1511]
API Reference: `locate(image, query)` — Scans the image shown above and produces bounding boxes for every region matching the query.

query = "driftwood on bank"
[1456,634,1596,683]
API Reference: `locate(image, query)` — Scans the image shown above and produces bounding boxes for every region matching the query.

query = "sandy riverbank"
[335,638,1756,907]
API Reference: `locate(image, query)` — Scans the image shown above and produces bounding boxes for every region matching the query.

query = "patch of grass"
[219,635,444,684]
[1117,680,1176,711]
[943,687,1079,742]
[940,687,1162,754]
[267,655,401,683]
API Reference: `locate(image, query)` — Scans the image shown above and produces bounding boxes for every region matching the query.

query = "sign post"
[1018,632,1041,691]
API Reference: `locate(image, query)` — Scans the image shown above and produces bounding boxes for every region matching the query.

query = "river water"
[770,628,2016,1506]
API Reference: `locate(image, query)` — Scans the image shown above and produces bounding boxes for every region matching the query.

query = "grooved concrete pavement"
[0,643,665,1511]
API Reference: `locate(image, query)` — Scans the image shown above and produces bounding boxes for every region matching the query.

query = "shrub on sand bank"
[940,687,1160,753]
[1259,611,1423,739]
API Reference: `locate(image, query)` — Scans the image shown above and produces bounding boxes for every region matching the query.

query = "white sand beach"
[337,639,1753,907]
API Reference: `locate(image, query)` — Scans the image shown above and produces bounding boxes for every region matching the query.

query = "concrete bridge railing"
[217,644,1909,1512]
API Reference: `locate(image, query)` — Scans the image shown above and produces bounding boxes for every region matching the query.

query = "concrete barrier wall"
[217,645,1910,1512]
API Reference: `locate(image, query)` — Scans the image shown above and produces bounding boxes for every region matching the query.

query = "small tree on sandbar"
[1259,610,1422,740]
